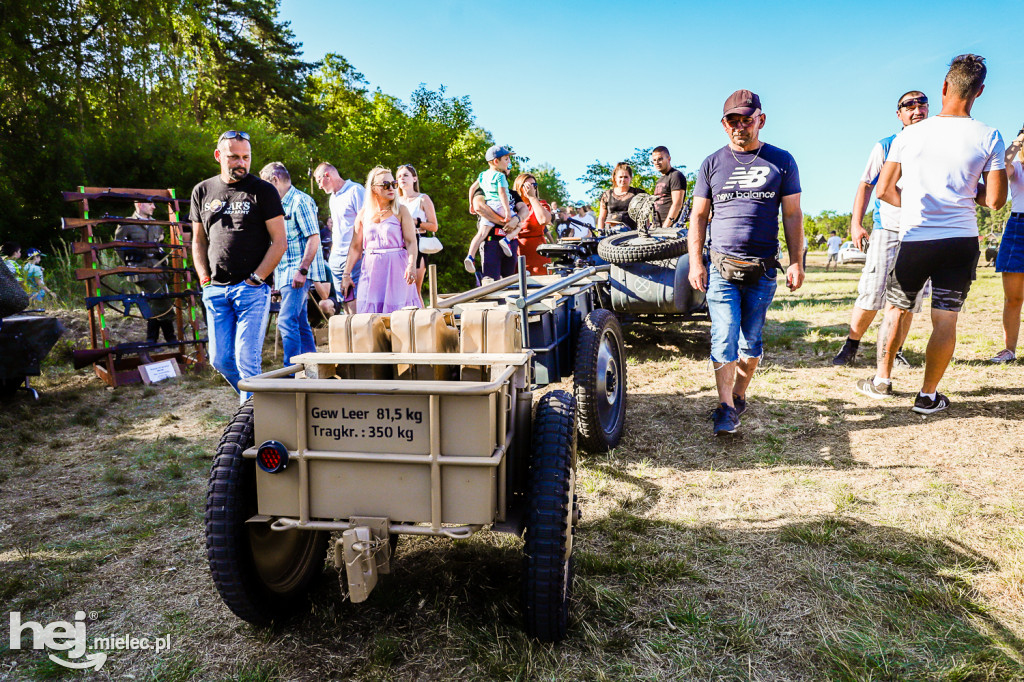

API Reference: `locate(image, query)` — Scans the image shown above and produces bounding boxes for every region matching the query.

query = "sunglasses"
[899,97,928,110]
[374,181,398,190]
[218,130,250,142]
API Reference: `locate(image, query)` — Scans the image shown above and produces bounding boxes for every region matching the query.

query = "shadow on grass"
[620,384,1024,474]
[75,514,1016,681]
[624,320,711,362]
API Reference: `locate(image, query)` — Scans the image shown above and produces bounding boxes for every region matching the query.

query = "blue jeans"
[202,281,272,402]
[278,279,316,366]
[706,267,777,364]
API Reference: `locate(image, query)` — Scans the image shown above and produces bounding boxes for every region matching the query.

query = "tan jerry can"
[327,313,393,380]
[389,307,459,380]
[459,308,522,381]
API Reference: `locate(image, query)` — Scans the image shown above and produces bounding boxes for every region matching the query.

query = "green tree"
[977,203,1012,238]
[529,164,569,207]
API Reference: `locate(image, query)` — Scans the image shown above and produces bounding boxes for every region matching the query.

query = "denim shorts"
[996,215,1024,273]
[706,266,778,364]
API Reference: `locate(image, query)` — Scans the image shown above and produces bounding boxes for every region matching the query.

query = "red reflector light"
[256,440,289,473]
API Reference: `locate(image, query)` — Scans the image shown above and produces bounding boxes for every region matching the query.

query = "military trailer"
[206,307,578,642]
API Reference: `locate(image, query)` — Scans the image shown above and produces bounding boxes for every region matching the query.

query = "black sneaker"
[832,340,858,366]
[713,403,740,436]
[894,350,911,367]
[732,394,747,417]
[856,376,893,399]
[912,392,950,415]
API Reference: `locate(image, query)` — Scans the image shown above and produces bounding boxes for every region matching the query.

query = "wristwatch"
[249,272,264,285]
[298,267,308,276]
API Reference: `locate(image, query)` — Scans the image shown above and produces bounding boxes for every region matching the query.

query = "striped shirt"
[274,185,328,285]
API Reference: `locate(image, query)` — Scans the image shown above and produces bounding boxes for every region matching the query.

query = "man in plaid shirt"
[259,162,328,366]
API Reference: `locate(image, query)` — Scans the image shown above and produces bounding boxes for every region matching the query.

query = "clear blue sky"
[280,0,1023,216]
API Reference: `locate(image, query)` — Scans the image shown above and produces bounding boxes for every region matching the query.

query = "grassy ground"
[1,253,1023,681]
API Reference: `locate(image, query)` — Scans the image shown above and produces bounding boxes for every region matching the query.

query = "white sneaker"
[499,238,513,257]
[989,349,1016,364]
[463,256,476,273]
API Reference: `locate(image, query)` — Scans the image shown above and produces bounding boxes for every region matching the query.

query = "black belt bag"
[710,250,780,285]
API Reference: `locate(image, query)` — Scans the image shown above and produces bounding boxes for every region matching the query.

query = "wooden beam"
[75,266,192,280]
[62,216,191,230]
[62,190,177,203]
[72,241,188,254]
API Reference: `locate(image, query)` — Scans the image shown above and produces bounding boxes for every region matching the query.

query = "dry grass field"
[2,253,1023,681]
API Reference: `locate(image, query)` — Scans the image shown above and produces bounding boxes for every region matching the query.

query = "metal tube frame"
[515,263,611,310]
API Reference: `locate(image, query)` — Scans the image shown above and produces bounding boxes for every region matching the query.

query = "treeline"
[1,1,569,292]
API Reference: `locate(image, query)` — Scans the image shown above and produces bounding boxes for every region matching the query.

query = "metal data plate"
[306,394,431,454]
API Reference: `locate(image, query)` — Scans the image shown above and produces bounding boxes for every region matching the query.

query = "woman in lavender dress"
[340,166,421,314]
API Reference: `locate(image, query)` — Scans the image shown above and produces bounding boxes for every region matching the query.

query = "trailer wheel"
[522,390,577,642]
[206,399,329,626]
[574,309,626,453]
[597,230,688,264]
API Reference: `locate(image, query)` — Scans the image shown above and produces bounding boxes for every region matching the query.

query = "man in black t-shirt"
[651,146,687,228]
[189,130,286,401]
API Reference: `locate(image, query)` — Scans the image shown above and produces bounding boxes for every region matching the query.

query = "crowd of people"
[183,131,703,401]
[823,55,1019,425]
[3,52,1020,436]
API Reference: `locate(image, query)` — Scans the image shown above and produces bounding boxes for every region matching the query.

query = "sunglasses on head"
[899,96,928,110]
[218,130,250,142]
[375,181,398,190]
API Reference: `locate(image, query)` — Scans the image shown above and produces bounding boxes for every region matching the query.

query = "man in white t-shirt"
[314,161,365,314]
[833,91,931,368]
[859,54,1007,414]
[825,231,843,271]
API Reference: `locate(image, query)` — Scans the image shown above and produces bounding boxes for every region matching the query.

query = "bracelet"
[200,276,211,287]
[249,272,264,285]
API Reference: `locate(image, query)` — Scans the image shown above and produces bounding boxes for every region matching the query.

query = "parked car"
[837,241,866,265]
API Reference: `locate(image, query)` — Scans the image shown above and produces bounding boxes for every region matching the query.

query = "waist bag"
[710,250,779,286]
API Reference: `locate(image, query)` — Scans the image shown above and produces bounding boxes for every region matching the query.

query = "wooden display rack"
[62,186,207,387]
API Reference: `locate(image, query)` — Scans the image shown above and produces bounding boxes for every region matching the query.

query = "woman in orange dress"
[512,173,553,275]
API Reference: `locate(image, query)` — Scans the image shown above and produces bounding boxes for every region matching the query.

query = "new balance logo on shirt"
[722,167,771,190]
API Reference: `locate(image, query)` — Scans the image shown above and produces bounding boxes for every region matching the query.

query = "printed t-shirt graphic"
[189,173,284,285]
[693,143,801,260]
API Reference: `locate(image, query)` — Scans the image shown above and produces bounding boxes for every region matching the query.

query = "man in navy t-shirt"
[688,89,805,435]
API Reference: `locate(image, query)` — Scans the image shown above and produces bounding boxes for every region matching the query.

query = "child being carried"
[464,145,529,273]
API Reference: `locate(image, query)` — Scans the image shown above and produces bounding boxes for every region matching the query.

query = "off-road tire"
[206,399,329,626]
[574,309,626,453]
[522,390,578,642]
[597,230,688,264]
